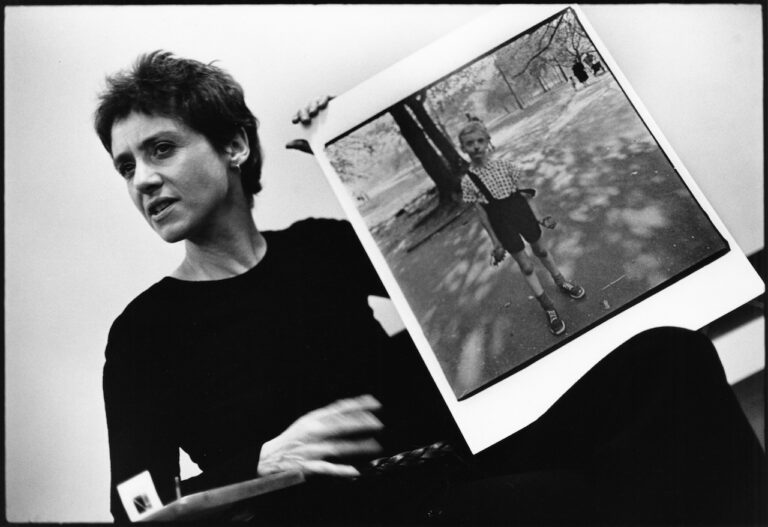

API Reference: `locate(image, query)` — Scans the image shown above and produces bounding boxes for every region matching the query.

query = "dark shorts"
[482,193,541,253]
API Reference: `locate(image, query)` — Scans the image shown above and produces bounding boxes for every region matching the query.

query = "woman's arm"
[104,320,260,516]
[103,334,181,521]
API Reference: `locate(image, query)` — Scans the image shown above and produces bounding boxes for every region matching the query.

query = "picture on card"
[304,5,756,452]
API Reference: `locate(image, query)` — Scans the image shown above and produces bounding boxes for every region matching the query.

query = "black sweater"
[103,218,455,521]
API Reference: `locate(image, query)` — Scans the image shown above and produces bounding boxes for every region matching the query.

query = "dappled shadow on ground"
[373,75,727,399]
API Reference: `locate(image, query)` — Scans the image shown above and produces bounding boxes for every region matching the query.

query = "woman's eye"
[153,142,174,157]
[118,163,135,179]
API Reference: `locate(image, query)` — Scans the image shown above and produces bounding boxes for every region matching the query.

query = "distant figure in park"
[585,53,604,76]
[458,121,585,336]
[571,59,589,86]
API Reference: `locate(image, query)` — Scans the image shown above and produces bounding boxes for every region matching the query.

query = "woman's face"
[110,112,241,244]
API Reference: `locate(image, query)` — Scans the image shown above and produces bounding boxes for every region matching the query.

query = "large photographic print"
[325,7,729,399]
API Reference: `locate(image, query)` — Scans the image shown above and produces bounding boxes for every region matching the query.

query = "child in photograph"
[458,121,585,335]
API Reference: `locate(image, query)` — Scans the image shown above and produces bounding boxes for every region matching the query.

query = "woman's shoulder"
[122,278,176,316]
[268,217,356,252]
[276,217,352,238]
[105,280,175,356]
[269,217,376,285]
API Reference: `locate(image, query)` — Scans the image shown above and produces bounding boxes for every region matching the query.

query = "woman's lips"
[147,198,177,220]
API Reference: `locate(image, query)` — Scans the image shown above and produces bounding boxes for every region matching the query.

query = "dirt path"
[373,75,727,399]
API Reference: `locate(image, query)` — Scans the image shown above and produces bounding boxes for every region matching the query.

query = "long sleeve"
[103,318,180,522]
[104,315,267,521]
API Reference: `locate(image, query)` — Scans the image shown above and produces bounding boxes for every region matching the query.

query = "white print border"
[303,4,764,453]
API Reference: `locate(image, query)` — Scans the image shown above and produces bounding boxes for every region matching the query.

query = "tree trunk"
[494,60,525,110]
[407,96,468,176]
[389,105,459,205]
[424,98,453,144]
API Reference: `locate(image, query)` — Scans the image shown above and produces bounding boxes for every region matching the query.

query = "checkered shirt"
[461,159,522,204]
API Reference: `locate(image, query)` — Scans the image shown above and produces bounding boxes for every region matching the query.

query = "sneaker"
[545,309,566,336]
[557,280,585,300]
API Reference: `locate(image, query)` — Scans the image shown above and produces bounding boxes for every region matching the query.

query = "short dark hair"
[94,50,263,195]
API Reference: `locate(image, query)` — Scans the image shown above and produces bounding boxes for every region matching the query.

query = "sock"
[552,273,565,286]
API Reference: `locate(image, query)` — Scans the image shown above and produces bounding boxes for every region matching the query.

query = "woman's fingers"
[324,394,382,413]
[290,95,334,125]
[322,409,384,436]
[258,395,384,479]
[286,95,335,151]
[296,437,383,461]
[307,100,320,117]
[291,108,308,124]
[298,410,383,441]
[305,395,381,423]
[297,460,361,478]
[306,396,383,437]
[259,457,362,478]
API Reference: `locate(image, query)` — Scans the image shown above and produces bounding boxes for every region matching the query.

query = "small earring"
[230,160,240,169]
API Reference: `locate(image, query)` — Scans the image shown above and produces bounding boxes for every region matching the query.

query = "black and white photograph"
[5,4,765,524]
[325,7,729,399]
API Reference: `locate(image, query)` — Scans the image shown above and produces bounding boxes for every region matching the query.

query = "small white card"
[116,470,164,522]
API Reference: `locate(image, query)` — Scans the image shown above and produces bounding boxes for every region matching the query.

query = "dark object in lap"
[228,327,768,525]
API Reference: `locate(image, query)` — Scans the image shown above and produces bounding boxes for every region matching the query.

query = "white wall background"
[5,5,762,522]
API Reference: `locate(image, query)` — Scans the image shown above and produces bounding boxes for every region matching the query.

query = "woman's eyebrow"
[112,130,180,169]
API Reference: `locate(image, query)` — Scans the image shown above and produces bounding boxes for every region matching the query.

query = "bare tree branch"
[509,12,566,79]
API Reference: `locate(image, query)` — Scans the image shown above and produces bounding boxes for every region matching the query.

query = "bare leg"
[529,239,564,284]
[510,249,555,310]
[511,248,563,334]
[530,239,585,299]
[510,249,543,296]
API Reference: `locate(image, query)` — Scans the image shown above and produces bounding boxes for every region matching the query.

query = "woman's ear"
[226,127,250,168]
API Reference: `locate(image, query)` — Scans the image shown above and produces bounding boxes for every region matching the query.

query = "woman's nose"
[133,163,162,193]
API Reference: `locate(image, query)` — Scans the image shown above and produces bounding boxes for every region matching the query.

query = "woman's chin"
[152,225,187,244]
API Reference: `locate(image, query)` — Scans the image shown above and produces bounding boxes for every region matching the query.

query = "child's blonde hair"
[457,121,490,145]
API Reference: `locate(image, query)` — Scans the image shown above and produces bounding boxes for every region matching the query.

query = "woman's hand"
[285,95,334,154]
[257,394,384,478]
[291,95,333,125]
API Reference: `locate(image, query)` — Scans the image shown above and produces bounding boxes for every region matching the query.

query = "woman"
[98,51,457,523]
[97,51,765,524]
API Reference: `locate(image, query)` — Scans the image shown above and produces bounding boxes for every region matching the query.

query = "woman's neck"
[172,212,267,281]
